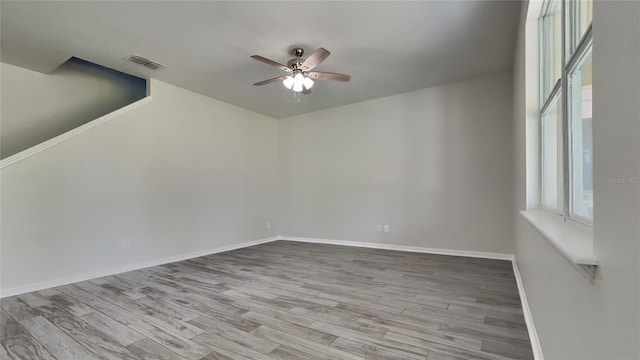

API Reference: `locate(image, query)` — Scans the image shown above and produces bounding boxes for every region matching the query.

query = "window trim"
[560,0,570,223]
[538,0,561,105]
[566,24,593,74]
[539,0,593,226]
[540,78,562,116]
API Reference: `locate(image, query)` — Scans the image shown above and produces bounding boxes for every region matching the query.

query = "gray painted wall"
[1,79,279,291]
[279,72,515,254]
[1,58,146,159]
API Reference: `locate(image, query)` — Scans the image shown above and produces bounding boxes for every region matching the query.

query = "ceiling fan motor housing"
[287,58,305,71]
[286,47,306,70]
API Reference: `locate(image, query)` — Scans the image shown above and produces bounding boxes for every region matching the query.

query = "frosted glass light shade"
[292,73,305,92]
[303,77,314,89]
[282,76,294,89]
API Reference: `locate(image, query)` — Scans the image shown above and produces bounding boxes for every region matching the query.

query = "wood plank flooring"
[0,241,533,360]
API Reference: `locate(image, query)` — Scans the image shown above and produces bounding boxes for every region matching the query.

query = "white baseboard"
[512,259,544,360]
[277,236,514,261]
[0,236,279,298]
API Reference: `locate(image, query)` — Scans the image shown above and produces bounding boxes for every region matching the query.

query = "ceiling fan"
[251,47,351,95]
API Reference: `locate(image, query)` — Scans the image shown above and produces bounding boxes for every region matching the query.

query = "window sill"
[520,209,597,266]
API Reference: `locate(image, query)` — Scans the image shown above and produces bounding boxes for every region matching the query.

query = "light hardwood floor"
[0,241,533,360]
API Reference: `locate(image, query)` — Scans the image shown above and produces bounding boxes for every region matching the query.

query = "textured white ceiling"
[1,1,521,119]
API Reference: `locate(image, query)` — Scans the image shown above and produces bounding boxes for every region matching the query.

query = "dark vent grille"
[128,54,164,70]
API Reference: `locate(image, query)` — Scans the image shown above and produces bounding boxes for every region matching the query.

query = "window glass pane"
[582,0,593,35]
[540,1,562,102]
[570,51,593,220]
[566,0,593,59]
[542,92,563,212]
[552,2,562,85]
[565,1,574,58]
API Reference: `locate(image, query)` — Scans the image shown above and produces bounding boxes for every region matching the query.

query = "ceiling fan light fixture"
[283,76,294,89]
[252,47,350,95]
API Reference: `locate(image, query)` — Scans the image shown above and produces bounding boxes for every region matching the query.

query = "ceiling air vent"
[128,54,164,70]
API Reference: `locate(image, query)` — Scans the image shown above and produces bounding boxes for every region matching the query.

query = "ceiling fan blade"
[302,85,312,95]
[307,71,351,82]
[251,55,292,73]
[301,47,330,71]
[253,76,288,86]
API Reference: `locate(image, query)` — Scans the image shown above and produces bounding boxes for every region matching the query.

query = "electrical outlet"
[123,240,131,249]
[376,224,383,232]
[267,222,271,229]
[384,225,390,233]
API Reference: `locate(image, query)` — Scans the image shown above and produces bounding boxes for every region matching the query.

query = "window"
[569,45,593,220]
[565,0,593,59]
[541,90,563,212]
[539,0,562,102]
[539,0,593,223]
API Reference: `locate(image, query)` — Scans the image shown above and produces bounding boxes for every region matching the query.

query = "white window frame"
[539,0,561,105]
[540,82,563,215]
[539,0,593,225]
[566,28,592,225]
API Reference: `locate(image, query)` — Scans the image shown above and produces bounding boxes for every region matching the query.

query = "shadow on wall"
[0,57,147,159]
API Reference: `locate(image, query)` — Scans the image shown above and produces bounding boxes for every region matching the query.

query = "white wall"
[279,72,515,254]
[1,58,146,158]
[1,78,279,292]
[513,1,640,359]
